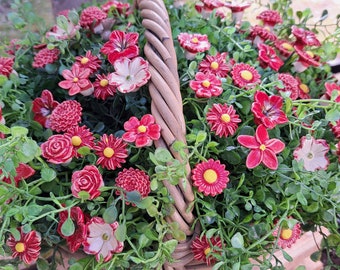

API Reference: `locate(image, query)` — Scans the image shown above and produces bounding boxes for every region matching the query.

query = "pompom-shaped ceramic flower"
[231,63,261,89]
[189,72,223,98]
[49,100,83,132]
[32,47,60,69]
[191,159,229,196]
[291,25,321,49]
[79,6,107,29]
[276,73,299,100]
[0,56,14,77]
[71,165,104,200]
[256,10,282,28]
[191,235,223,265]
[293,136,329,172]
[257,43,284,71]
[41,134,74,164]
[122,114,161,148]
[109,56,151,93]
[32,89,59,128]
[6,228,41,265]
[206,103,241,137]
[115,167,151,199]
[272,218,302,249]
[83,217,124,262]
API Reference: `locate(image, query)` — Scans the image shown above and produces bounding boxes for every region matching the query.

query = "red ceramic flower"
[58,64,93,96]
[178,33,211,58]
[198,52,230,77]
[189,72,223,98]
[46,19,79,41]
[293,46,320,72]
[194,0,224,18]
[79,6,107,29]
[276,73,299,100]
[41,134,74,164]
[274,39,294,59]
[0,106,5,125]
[257,43,284,72]
[65,125,95,157]
[57,206,86,253]
[101,30,139,65]
[291,25,321,49]
[231,63,261,90]
[237,124,285,170]
[191,235,222,265]
[32,89,59,128]
[109,57,151,93]
[94,134,128,170]
[272,218,301,249]
[1,163,35,186]
[191,159,229,196]
[49,100,82,132]
[251,91,288,129]
[324,82,340,103]
[115,167,151,199]
[224,1,251,12]
[330,120,340,139]
[75,51,102,73]
[122,114,161,148]
[71,165,104,200]
[101,0,130,15]
[206,103,241,137]
[296,77,311,99]
[32,48,60,68]
[6,228,41,265]
[256,10,282,28]
[93,73,117,100]
[249,25,277,46]
[0,57,14,77]
[5,39,20,56]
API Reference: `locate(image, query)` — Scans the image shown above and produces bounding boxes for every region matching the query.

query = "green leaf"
[69,263,84,270]
[78,191,90,200]
[155,148,173,163]
[115,223,126,242]
[195,131,207,144]
[9,227,21,241]
[310,251,321,262]
[41,167,56,182]
[26,205,42,217]
[231,232,244,249]
[136,197,153,209]
[212,261,226,270]
[126,191,142,204]
[0,124,11,134]
[36,258,50,270]
[103,205,118,224]
[10,126,28,137]
[77,146,91,156]
[296,192,308,206]
[164,239,178,254]
[282,250,293,262]
[61,218,75,237]
[295,266,306,270]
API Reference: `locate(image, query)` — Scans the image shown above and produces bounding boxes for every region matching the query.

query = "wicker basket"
[136,0,211,269]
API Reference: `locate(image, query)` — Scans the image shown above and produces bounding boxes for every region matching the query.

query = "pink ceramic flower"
[79,6,107,29]
[32,89,59,128]
[274,39,294,59]
[257,43,284,71]
[191,235,222,265]
[198,52,230,77]
[256,10,282,28]
[324,82,340,103]
[272,218,301,249]
[75,51,102,72]
[249,25,277,46]
[293,136,329,172]
[231,63,261,90]
[46,19,79,40]
[49,100,82,132]
[178,32,210,59]
[0,57,14,77]
[1,163,35,186]
[32,48,60,68]
[122,114,161,147]
[237,124,285,170]
[276,73,299,100]
[296,77,311,99]
[189,72,223,98]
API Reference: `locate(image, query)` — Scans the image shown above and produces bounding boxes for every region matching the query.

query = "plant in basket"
[0,0,340,269]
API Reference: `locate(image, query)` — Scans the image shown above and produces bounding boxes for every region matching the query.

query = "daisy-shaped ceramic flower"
[274,39,294,60]
[189,72,223,98]
[198,52,230,77]
[296,77,311,99]
[237,124,285,170]
[75,51,102,73]
[191,235,222,265]
[65,125,95,157]
[109,57,151,93]
[6,227,41,265]
[122,114,161,148]
[251,91,288,129]
[272,218,301,249]
[83,217,124,262]
[206,103,241,137]
[93,73,117,100]
[293,46,320,73]
[231,63,261,90]
[178,32,211,59]
[293,136,330,172]
[191,159,229,196]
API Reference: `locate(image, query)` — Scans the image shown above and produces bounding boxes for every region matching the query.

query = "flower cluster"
[0,0,339,269]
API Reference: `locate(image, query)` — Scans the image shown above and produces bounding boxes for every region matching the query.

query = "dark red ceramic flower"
[101,30,139,65]
[0,57,14,77]
[324,82,340,103]
[94,134,128,170]
[206,103,241,137]
[0,106,5,125]
[189,72,223,98]
[49,100,82,132]
[75,51,102,73]
[1,163,35,186]
[41,134,74,164]
[32,89,59,128]
[115,167,151,199]
[276,73,299,100]
[257,43,284,71]
[237,124,285,170]
[122,114,161,148]
[79,6,107,29]
[198,52,230,77]
[272,218,301,249]
[251,91,288,129]
[249,25,277,46]
[331,120,340,139]
[294,46,320,70]
[191,235,223,265]
[291,25,321,49]
[256,10,282,28]
[296,77,311,99]
[93,73,117,100]
[32,48,60,68]
[274,39,294,59]
[231,63,261,90]
[6,228,41,265]
[65,125,95,157]
[57,206,86,253]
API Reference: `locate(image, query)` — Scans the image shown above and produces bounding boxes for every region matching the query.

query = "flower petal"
[262,149,279,170]
[246,149,262,169]
[237,135,259,149]
[266,138,285,153]
[255,124,269,144]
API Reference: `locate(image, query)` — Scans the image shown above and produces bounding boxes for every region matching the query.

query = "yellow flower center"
[71,135,82,146]
[282,42,293,51]
[103,147,114,158]
[299,83,309,94]
[203,169,218,184]
[102,233,109,241]
[73,77,79,83]
[240,70,253,81]
[221,113,231,123]
[15,242,25,253]
[191,37,199,43]
[204,247,211,256]
[137,125,147,133]
[259,144,266,151]
[210,61,219,70]
[81,57,89,64]
[306,51,314,58]
[280,228,293,240]
[202,80,211,88]
[100,79,109,87]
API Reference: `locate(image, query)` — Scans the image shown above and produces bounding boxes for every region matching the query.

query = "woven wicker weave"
[137,0,212,269]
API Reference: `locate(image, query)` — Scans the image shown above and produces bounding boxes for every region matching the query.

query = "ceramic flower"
[257,43,284,71]
[32,47,60,69]
[272,218,301,249]
[122,114,161,147]
[293,46,320,72]
[178,32,211,59]
[324,82,340,102]
[109,56,151,93]
[41,134,74,164]
[231,63,261,89]
[256,10,282,29]
[32,90,59,128]
[293,136,330,172]
[198,52,230,77]
[291,25,321,49]
[0,56,14,77]
[1,163,35,186]
[237,124,285,170]
[75,51,102,72]
[46,18,80,40]
[189,72,223,98]
[276,73,299,100]
[83,217,124,262]
[249,25,277,46]
[296,77,311,99]
[79,6,107,29]
[224,1,252,24]
[274,39,294,59]
[65,125,96,157]
[191,235,223,265]
[93,73,117,100]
